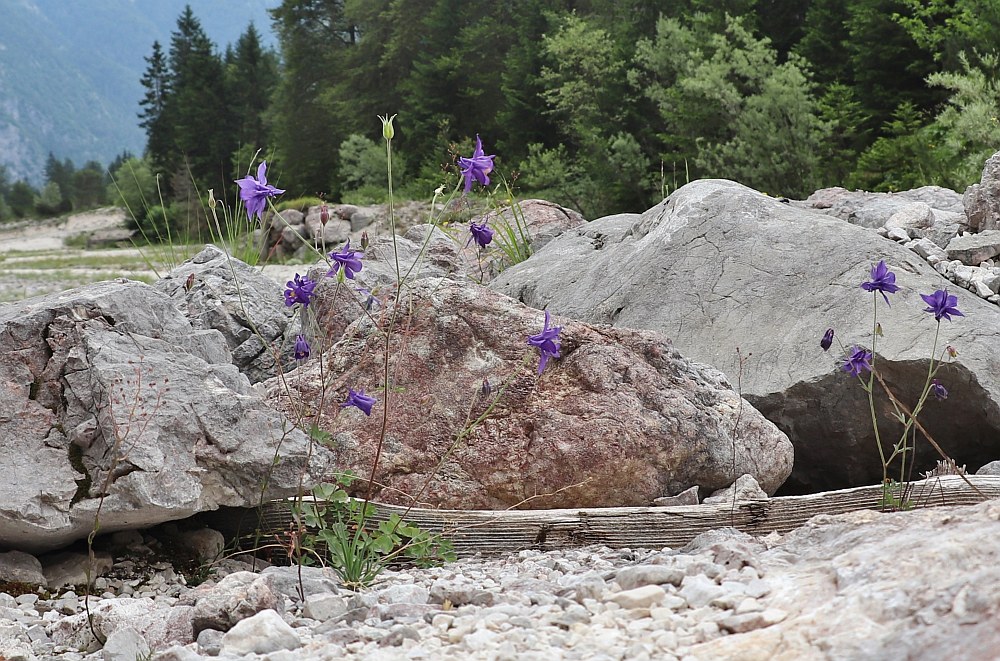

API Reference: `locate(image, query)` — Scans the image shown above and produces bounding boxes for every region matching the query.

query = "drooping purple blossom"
[468,221,494,249]
[820,328,834,351]
[841,346,873,377]
[458,135,495,193]
[340,388,376,416]
[860,260,900,305]
[284,274,316,308]
[930,379,948,401]
[235,161,285,221]
[921,289,964,322]
[327,240,364,280]
[294,334,310,361]
[527,310,562,375]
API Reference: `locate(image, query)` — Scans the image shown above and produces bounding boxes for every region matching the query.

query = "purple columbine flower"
[527,310,562,375]
[930,379,948,401]
[458,134,495,193]
[235,161,286,221]
[841,345,872,377]
[327,240,364,280]
[284,274,316,308]
[860,260,900,305]
[468,220,494,249]
[921,289,964,322]
[820,328,834,351]
[293,334,310,361]
[341,388,376,416]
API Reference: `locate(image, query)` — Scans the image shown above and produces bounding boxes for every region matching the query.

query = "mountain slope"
[0,0,277,184]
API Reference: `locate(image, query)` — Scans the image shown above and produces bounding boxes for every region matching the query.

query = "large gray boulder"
[492,179,1000,493]
[267,278,792,508]
[154,245,295,383]
[0,280,332,553]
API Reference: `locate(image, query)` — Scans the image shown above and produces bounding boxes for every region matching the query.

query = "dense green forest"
[4,0,1000,232]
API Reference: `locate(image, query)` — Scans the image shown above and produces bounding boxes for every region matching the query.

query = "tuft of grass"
[275,196,324,213]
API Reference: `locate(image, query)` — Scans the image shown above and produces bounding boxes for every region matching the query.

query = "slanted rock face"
[964,150,1000,231]
[0,280,332,553]
[266,279,792,509]
[491,179,1000,493]
[154,245,294,383]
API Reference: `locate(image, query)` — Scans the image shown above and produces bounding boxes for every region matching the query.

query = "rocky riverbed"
[0,499,997,660]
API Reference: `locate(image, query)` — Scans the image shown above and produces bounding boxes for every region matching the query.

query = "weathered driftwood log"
[238,475,1000,558]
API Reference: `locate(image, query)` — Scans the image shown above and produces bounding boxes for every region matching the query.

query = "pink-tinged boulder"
[266,279,792,509]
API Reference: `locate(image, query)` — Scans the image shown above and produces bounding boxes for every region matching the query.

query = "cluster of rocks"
[1,499,998,660]
[258,201,447,262]
[800,154,1000,307]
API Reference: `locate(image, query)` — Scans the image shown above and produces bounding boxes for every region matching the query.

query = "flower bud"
[361,231,370,250]
[320,204,329,226]
[207,189,217,210]
[380,113,397,141]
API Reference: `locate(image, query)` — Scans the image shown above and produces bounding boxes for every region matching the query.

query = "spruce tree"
[138,40,171,175]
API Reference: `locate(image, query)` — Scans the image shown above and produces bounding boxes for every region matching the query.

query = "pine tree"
[225,23,279,154]
[138,40,171,174]
[165,6,233,191]
[270,0,355,196]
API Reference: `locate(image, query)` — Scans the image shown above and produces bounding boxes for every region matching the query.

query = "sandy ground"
[0,207,127,253]
[0,209,311,302]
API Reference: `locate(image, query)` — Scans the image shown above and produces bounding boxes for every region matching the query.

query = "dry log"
[243,475,1000,558]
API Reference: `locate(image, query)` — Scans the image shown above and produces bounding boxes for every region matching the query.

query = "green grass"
[0,247,201,271]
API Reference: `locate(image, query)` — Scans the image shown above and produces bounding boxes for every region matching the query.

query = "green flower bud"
[379,113,397,141]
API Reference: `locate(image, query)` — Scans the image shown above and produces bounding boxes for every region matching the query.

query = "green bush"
[275,196,324,213]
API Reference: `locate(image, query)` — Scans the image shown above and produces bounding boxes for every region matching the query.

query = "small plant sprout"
[823,260,964,510]
[235,161,285,221]
[527,310,562,374]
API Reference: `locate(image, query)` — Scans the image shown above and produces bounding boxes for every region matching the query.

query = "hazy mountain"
[0,0,278,185]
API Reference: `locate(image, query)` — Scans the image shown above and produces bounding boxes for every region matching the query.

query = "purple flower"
[341,388,376,416]
[527,310,562,375]
[820,328,834,351]
[930,379,948,401]
[468,221,494,249]
[860,260,900,304]
[841,346,872,377]
[293,334,310,361]
[284,274,316,308]
[921,289,964,322]
[235,161,285,221]
[458,135,495,193]
[327,240,364,280]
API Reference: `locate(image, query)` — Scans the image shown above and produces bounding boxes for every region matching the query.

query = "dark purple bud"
[821,328,834,351]
[931,379,948,401]
[293,334,310,361]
